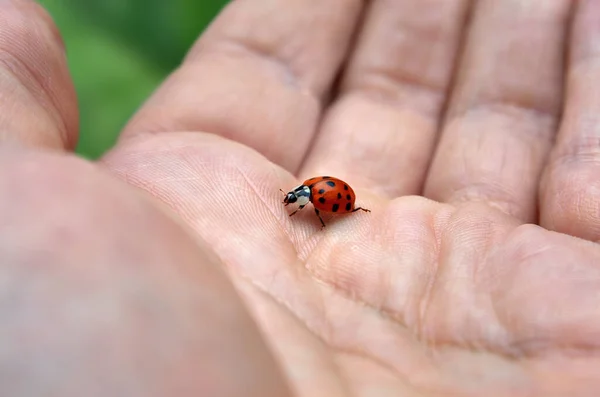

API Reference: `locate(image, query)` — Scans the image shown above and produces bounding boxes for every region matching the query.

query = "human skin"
[1,0,600,395]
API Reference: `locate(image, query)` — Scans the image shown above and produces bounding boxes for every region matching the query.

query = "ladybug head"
[280,185,310,207]
[280,189,296,206]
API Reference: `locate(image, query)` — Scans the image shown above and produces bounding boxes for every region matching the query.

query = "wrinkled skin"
[1,0,600,396]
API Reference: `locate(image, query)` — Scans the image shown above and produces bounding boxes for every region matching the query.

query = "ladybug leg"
[289,204,305,217]
[314,208,326,228]
[352,207,371,213]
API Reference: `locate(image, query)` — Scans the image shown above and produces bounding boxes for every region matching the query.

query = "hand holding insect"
[3,0,600,396]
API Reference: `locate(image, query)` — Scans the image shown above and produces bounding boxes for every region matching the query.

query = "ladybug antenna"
[279,188,290,205]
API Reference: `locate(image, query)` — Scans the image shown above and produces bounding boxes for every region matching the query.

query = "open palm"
[3,1,600,396]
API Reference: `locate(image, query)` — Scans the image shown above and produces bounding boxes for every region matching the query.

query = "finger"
[121,0,363,172]
[300,0,470,197]
[540,0,600,242]
[0,0,78,150]
[424,0,570,222]
[0,148,291,396]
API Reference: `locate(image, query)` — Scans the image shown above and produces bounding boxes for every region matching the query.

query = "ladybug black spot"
[343,184,349,190]
[322,176,331,179]
[337,192,342,199]
[318,197,326,204]
[345,202,351,211]
[346,194,351,200]
[318,189,325,194]
[326,181,336,187]
[332,203,339,212]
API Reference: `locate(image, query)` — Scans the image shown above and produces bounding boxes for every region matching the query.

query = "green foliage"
[37,0,229,159]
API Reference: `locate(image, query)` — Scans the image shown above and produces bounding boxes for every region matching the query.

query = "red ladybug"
[281,176,370,228]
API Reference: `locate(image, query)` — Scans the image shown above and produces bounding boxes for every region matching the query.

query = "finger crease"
[450,100,559,143]
[450,187,523,216]
[201,35,320,103]
[551,136,600,167]
[0,52,69,146]
[345,65,447,117]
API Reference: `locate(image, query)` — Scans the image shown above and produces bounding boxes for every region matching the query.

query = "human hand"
[2,0,600,396]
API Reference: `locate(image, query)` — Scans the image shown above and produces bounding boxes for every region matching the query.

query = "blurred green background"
[37,0,230,159]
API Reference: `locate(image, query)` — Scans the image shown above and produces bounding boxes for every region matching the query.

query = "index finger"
[121,0,363,172]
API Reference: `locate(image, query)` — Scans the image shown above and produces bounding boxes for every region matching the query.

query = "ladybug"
[281,176,370,228]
